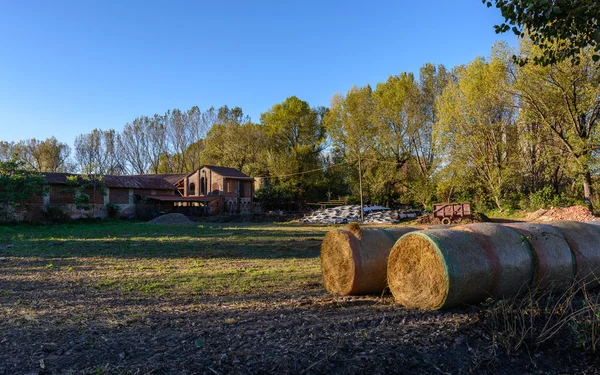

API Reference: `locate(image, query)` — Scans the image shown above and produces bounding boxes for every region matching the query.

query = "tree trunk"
[583,170,593,208]
[494,195,503,212]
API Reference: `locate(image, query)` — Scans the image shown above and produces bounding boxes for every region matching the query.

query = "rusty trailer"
[432,202,471,224]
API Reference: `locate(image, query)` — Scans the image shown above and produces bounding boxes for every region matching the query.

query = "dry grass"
[481,280,600,359]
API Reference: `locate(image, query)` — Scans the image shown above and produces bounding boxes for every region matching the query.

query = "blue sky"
[0,0,515,146]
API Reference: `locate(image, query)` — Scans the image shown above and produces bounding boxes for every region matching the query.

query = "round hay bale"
[503,222,574,289]
[453,223,534,298]
[388,223,534,310]
[549,221,600,288]
[388,229,491,309]
[320,227,417,295]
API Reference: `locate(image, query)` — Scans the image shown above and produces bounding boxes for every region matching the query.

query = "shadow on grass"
[0,221,327,259]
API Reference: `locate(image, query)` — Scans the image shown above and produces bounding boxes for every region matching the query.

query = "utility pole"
[202,170,207,215]
[358,151,364,222]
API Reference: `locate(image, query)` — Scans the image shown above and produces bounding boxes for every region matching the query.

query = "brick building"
[10,166,254,221]
[147,165,255,215]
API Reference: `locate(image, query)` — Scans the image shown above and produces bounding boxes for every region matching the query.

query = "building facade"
[9,166,254,221]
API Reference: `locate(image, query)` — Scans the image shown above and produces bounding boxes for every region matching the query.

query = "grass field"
[1,221,325,297]
[1,221,599,375]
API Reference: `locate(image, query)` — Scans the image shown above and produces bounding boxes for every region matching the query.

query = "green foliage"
[0,160,47,219]
[62,174,106,211]
[254,183,297,210]
[436,49,519,211]
[259,96,327,203]
[106,202,121,218]
[529,185,558,210]
[484,0,600,65]
[41,205,70,222]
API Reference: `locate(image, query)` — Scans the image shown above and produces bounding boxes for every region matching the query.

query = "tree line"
[2,38,600,212]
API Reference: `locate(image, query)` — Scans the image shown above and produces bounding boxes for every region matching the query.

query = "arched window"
[189,183,196,195]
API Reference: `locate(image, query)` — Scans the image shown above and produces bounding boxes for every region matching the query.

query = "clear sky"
[0,0,515,146]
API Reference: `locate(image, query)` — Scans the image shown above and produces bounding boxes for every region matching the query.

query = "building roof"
[129,173,188,185]
[142,195,223,202]
[43,173,176,190]
[196,165,254,180]
[42,165,252,190]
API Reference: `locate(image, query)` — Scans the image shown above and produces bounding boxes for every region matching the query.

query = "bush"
[106,202,121,218]
[42,205,70,223]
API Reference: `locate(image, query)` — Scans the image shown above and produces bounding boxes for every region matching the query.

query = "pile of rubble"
[527,206,598,222]
[300,205,422,224]
[148,213,195,225]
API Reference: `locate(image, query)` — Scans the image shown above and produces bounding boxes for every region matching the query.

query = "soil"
[2,274,598,375]
[2,221,600,375]
[526,205,598,222]
[147,213,195,225]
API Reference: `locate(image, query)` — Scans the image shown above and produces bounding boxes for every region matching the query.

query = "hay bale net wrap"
[452,223,535,299]
[320,227,417,295]
[388,223,534,310]
[504,222,574,289]
[388,229,491,310]
[549,221,600,287]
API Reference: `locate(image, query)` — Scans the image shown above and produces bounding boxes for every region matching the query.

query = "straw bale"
[320,227,416,295]
[504,222,574,289]
[550,221,600,288]
[388,229,492,309]
[453,223,534,298]
[389,223,535,310]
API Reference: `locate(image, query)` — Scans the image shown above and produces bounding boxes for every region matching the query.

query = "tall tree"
[74,129,124,175]
[437,55,519,210]
[201,106,267,176]
[12,137,71,172]
[325,86,379,202]
[484,0,600,65]
[514,42,600,205]
[260,96,326,199]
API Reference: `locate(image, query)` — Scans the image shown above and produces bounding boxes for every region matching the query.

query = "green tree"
[484,0,600,65]
[260,96,326,202]
[324,86,379,203]
[0,160,47,220]
[200,106,268,176]
[437,55,519,210]
[514,42,600,205]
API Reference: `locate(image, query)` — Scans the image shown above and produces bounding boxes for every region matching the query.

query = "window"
[189,183,196,195]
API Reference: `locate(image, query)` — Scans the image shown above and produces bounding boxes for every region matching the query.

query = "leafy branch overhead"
[484,0,600,65]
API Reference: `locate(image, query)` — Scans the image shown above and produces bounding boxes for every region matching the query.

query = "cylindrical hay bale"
[504,222,575,289]
[388,223,534,310]
[549,221,600,288]
[321,227,417,295]
[453,223,534,298]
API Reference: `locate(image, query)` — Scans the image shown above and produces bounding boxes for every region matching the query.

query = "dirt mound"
[526,205,597,222]
[415,212,488,225]
[147,213,195,225]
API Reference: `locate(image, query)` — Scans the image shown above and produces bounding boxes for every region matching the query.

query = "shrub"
[106,202,121,218]
[529,185,556,210]
[42,205,70,223]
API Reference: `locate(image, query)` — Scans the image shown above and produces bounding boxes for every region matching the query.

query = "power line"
[253,160,349,179]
